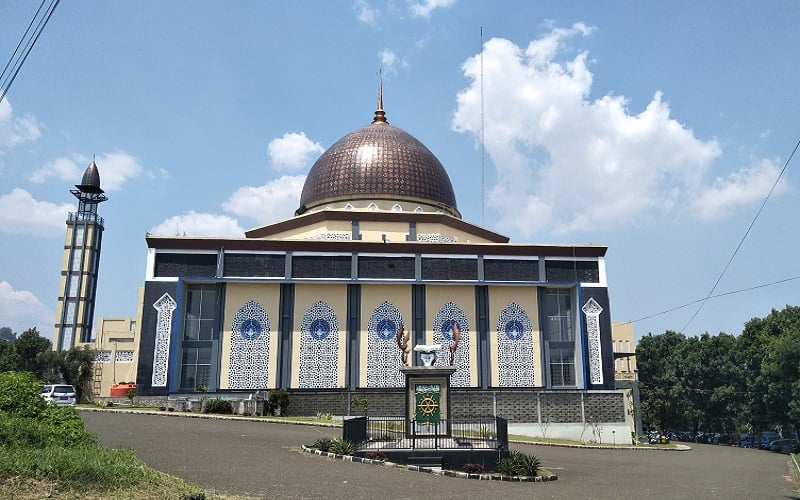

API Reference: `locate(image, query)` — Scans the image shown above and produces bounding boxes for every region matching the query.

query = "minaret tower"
[53,160,108,351]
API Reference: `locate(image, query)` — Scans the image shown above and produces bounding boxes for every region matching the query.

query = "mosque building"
[130,89,626,435]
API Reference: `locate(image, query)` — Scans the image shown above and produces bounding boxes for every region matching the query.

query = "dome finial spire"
[372,69,387,124]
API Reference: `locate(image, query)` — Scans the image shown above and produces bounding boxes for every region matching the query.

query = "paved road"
[81,410,799,499]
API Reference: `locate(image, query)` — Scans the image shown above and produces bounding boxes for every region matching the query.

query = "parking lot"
[81,410,799,499]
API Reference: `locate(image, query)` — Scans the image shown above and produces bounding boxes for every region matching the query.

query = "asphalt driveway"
[81,410,799,499]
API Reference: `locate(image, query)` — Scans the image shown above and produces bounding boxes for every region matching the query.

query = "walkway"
[80,410,799,499]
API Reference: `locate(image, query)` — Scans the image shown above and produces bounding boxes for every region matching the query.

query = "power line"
[0,0,60,105]
[626,274,800,326]
[480,26,485,226]
[679,138,800,334]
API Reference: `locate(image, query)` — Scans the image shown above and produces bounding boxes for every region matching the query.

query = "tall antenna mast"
[480,27,485,226]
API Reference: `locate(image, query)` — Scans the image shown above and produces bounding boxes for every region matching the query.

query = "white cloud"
[0,188,72,237]
[353,0,378,25]
[149,211,245,238]
[28,156,82,184]
[27,151,144,191]
[450,24,781,236]
[222,175,306,224]
[0,281,52,337]
[267,132,324,171]
[0,99,40,152]
[409,0,457,19]
[379,48,409,76]
[93,151,144,191]
[691,159,786,221]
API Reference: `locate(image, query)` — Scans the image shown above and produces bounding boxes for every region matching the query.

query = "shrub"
[40,405,97,447]
[364,451,387,461]
[351,397,368,416]
[462,463,485,474]
[0,371,47,418]
[0,405,94,450]
[496,450,541,477]
[268,389,290,416]
[311,437,334,452]
[328,437,355,456]
[204,398,233,414]
[126,387,136,405]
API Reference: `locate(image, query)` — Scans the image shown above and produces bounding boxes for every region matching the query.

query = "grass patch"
[0,441,220,499]
[0,471,213,499]
[508,433,680,448]
[0,372,218,499]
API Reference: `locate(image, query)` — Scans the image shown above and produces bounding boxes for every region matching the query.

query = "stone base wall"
[288,388,627,424]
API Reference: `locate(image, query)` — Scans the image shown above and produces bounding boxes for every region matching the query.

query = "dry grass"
[0,472,240,499]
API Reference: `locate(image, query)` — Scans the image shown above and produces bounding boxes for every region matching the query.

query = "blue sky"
[1,1,798,342]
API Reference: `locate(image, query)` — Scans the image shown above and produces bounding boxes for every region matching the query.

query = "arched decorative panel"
[151,293,176,387]
[299,300,339,388]
[432,301,470,387]
[366,301,404,387]
[228,300,270,389]
[496,302,534,386]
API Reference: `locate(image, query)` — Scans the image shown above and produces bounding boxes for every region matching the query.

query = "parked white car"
[40,384,77,406]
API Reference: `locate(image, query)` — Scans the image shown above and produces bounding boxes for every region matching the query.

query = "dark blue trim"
[167,279,185,393]
[576,285,588,390]
[347,284,361,389]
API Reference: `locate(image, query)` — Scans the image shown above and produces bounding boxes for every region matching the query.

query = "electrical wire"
[679,139,800,334]
[624,275,800,325]
[0,0,60,105]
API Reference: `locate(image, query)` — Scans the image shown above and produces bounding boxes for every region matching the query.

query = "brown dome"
[76,160,104,194]
[297,106,459,217]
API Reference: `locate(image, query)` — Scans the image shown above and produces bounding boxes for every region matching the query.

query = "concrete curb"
[789,454,800,487]
[301,445,558,482]
[76,406,340,428]
[512,439,692,451]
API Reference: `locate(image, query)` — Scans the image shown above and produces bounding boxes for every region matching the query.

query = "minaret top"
[75,160,105,194]
[372,77,387,124]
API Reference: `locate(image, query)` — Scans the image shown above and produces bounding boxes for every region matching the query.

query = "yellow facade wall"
[220,283,282,389]
[359,221,412,243]
[358,284,413,386]
[280,220,352,240]
[416,222,492,244]
[487,286,543,387]
[424,285,478,385]
[291,283,349,388]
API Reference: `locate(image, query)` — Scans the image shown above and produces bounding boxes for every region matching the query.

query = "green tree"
[0,339,10,371]
[3,328,51,378]
[0,371,47,418]
[0,326,15,343]
[674,333,743,434]
[59,345,96,403]
[636,330,686,429]
[738,306,800,434]
[757,306,800,433]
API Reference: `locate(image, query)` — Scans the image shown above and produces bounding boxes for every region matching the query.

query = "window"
[64,300,77,324]
[180,284,217,390]
[548,346,576,387]
[67,275,80,297]
[74,225,85,246]
[543,289,573,342]
[70,250,83,271]
[180,347,212,390]
[183,285,216,341]
[541,288,576,387]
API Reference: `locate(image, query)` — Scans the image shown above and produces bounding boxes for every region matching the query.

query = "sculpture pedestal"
[400,366,456,436]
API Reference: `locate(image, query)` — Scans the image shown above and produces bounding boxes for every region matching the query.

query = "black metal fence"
[344,416,508,451]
